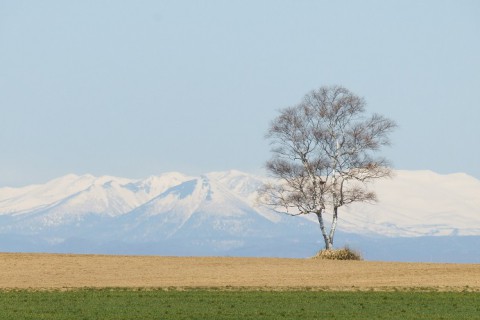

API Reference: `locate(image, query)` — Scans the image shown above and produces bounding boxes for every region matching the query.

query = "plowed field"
[1,253,479,291]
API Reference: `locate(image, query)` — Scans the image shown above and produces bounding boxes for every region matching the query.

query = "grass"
[1,289,479,319]
[313,246,362,260]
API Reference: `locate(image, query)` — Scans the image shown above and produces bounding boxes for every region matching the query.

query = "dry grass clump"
[313,247,362,261]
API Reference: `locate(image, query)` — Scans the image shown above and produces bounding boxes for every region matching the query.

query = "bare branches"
[260,85,396,249]
[258,182,321,216]
[260,84,396,225]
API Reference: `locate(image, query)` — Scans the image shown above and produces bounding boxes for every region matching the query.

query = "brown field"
[1,253,480,291]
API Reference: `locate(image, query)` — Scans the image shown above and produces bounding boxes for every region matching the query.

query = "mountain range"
[1,170,479,262]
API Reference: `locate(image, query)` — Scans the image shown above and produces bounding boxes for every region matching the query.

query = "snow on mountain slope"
[112,174,288,247]
[0,172,193,232]
[121,178,209,240]
[203,169,480,238]
[205,170,282,222]
[338,170,480,236]
[0,169,479,240]
[0,174,96,214]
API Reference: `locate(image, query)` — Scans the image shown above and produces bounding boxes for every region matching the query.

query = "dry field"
[1,253,480,291]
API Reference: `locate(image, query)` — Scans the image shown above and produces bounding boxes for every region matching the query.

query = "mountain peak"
[0,170,479,257]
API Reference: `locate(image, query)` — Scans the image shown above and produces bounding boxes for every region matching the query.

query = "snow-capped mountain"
[339,170,480,237]
[1,170,479,262]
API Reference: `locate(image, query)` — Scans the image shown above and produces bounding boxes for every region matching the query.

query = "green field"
[0,289,479,319]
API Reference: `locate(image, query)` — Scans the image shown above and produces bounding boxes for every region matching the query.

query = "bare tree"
[260,85,396,250]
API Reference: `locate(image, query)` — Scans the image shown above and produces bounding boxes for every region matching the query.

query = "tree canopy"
[260,85,397,250]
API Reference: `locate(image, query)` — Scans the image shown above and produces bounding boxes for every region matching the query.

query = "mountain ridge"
[1,169,479,262]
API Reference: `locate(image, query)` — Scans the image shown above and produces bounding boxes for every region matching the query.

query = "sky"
[1,0,479,187]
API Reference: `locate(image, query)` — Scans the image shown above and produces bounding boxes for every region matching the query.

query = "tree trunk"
[315,211,332,250]
[328,207,339,249]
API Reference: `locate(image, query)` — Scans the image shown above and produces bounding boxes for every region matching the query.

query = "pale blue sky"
[1,0,479,187]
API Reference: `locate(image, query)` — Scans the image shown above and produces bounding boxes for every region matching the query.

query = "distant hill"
[1,170,479,262]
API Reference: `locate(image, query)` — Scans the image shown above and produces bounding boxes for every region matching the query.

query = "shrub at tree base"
[313,247,362,260]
